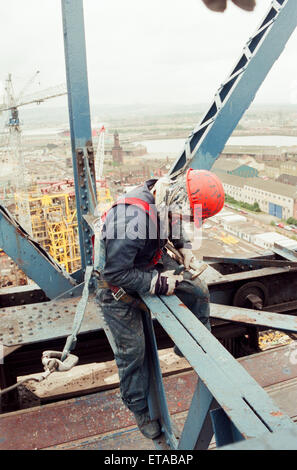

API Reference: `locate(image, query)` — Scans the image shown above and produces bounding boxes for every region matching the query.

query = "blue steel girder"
[169,0,297,175]
[0,205,77,300]
[141,293,296,449]
[61,0,97,275]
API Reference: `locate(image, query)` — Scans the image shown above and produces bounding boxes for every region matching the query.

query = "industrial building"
[213,157,259,177]
[2,0,297,453]
[215,171,297,219]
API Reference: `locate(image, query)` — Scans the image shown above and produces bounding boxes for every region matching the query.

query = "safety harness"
[95,196,163,309]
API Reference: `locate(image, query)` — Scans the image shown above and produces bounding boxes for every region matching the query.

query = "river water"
[138,135,297,155]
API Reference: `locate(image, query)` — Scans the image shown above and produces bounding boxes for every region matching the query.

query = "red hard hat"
[186,168,225,220]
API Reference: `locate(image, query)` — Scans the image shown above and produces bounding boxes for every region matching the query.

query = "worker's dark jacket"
[101,179,190,295]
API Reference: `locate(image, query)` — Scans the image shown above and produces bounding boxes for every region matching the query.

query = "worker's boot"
[133,408,161,439]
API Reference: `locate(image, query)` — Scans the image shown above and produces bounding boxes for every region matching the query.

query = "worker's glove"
[149,270,183,296]
[179,247,195,270]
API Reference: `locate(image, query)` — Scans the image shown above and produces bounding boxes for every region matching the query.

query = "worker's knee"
[191,278,210,302]
[177,278,210,303]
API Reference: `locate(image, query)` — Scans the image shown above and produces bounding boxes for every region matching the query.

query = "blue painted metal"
[177,379,215,450]
[203,255,297,269]
[142,311,178,449]
[0,294,97,347]
[209,303,297,333]
[210,407,244,448]
[1,0,297,453]
[272,242,297,262]
[141,293,295,448]
[0,205,77,300]
[159,295,294,433]
[61,0,96,274]
[220,426,297,450]
[269,202,283,219]
[169,0,297,175]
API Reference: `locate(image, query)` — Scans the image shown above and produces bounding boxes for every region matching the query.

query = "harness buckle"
[112,287,126,301]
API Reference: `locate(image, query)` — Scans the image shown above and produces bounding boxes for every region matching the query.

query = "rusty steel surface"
[1,344,297,450]
[238,343,297,388]
[0,295,101,347]
[0,371,197,450]
[47,413,189,450]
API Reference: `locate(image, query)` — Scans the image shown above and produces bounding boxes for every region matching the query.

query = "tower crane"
[0,73,67,235]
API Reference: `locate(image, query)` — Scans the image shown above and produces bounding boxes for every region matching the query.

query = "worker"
[96,169,224,439]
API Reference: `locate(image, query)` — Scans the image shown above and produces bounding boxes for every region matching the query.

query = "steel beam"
[0,295,98,347]
[0,205,76,299]
[220,426,297,450]
[209,303,297,333]
[141,293,295,448]
[169,0,297,175]
[61,0,96,275]
[203,256,297,269]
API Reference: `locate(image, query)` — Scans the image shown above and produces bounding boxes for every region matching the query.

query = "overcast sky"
[1,0,297,108]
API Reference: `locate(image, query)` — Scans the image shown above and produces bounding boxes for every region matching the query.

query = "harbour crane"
[0,73,67,234]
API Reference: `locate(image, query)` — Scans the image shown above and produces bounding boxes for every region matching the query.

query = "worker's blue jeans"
[96,253,210,414]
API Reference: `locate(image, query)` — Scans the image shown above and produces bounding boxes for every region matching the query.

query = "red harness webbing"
[93,197,162,266]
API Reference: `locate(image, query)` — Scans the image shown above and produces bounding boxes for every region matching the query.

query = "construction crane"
[94,125,105,184]
[2,0,297,452]
[0,73,67,234]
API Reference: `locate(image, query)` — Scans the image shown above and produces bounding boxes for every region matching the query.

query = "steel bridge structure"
[1,0,297,451]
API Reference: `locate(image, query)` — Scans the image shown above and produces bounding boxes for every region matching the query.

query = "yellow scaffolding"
[15,190,81,273]
[96,186,113,213]
[15,184,113,273]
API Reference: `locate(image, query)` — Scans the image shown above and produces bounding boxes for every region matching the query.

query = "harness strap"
[96,277,148,312]
[99,196,163,266]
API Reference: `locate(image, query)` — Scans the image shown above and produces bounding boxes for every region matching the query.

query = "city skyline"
[0,0,297,109]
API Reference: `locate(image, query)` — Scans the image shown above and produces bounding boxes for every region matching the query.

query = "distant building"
[264,163,281,179]
[214,171,297,220]
[104,132,147,160]
[280,160,297,176]
[111,130,123,164]
[276,174,297,186]
[213,158,258,178]
[222,148,288,162]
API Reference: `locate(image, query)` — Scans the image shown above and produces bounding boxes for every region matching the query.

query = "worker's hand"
[179,248,195,270]
[201,0,256,12]
[149,270,183,296]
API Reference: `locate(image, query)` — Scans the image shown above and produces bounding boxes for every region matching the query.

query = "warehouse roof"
[214,171,297,199]
[212,158,241,172]
[213,170,247,188]
[244,177,297,198]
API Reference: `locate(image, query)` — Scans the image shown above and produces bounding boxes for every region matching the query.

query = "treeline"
[225,194,261,213]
